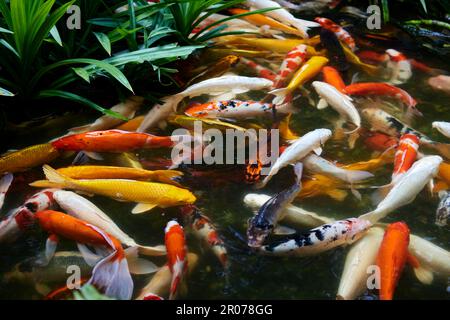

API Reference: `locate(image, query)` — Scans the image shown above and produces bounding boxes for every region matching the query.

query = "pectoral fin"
[132,203,158,214]
[407,252,434,285]
[317,99,328,110]
[273,225,297,235]
[313,147,323,155]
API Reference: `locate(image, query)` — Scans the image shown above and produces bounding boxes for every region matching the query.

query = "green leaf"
[0,26,13,34]
[0,85,15,96]
[72,67,91,83]
[50,25,63,47]
[0,39,19,57]
[94,32,112,55]
[419,0,428,13]
[38,90,129,120]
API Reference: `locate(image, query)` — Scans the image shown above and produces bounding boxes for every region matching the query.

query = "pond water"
[0,23,449,300]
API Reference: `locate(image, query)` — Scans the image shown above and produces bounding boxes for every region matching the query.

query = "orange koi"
[322,66,346,92]
[392,134,419,181]
[34,210,133,300]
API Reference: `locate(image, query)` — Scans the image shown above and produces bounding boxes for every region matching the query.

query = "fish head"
[246,217,272,248]
[346,218,372,243]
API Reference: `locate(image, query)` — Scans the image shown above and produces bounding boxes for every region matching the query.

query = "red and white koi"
[315,17,356,52]
[0,189,58,243]
[165,220,188,300]
[239,58,277,81]
[392,134,420,183]
[181,205,228,268]
[0,173,13,210]
[259,218,371,256]
[312,81,361,133]
[244,0,320,39]
[184,100,290,119]
[259,128,332,187]
[385,49,412,85]
[34,210,133,300]
[272,44,308,89]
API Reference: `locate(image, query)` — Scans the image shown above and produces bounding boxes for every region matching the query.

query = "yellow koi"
[279,114,300,141]
[222,36,321,54]
[341,43,379,75]
[30,165,196,214]
[299,174,348,201]
[115,115,145,131]
[271,56,329,104]
[56,165,183,186]
[0,143,60,174]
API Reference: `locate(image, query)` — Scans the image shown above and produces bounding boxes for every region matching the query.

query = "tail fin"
[150,170,183,186]
[88,252,133,300]
[169,259,186,300]
[293,163,303,185]
[269,87,290,105]
[136,244,167,257]
[137,96,181,133]
[0,173,13,209]
[42,165,73,187]
[124,247,159,275]
[327,189,348,201]
[407,252,434,285]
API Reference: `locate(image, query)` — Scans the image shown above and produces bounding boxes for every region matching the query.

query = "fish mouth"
[246,229,269,248]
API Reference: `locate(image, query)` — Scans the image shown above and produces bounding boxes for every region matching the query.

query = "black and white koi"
[259,218,372,256]
[436,190,450,226]
[247,163,303,248]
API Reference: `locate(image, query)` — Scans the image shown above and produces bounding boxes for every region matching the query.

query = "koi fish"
[138,75,273,132]
[136,253,199,300]
[432,121,450,139]
[244,193,333,229]
[247,163,303,248]
[385,49,412,85]
[34,210,133,300]
[0,143,60,175]
[319,28,349,72]
[341,44,378,75]
[270,56,329,104]
[436,191,450,226]
[56,166,182,186]
[53,190,166,256]
[239,57,277,81]
[392,134,419,182]
[361,108,450,159]
[68,96,144,134]
[359,156,442,224]
[186,55,240,86]
[165,220,188,300]
[114,115,145,131]
[279,114,300,141]
[376,222,410,300]
[30,165,196,214]
[302,154,373,183]
[228,8,303,36]
[180,205,228,267]
[4,251,92,296]
[363,131,398,152]
[244,0,320,38]
[184,100,291,119]
[0,189,58,243]
[312,81,361,133]
[51,130,174,154]
[299,174,349,201]
[0,173,13,210]
[222,36,321,54]
[337,227,384,300]
[259,128,332,187]
[272,44,308,89]
[322,66,346,92]
[344,83,420,116]
[315,17,356,52]
[259,218,371,256]
[409,234,450,279]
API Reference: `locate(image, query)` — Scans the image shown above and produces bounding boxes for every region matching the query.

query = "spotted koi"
[272,44,308,89]
[315,17,356,52]
[240,57,277,81]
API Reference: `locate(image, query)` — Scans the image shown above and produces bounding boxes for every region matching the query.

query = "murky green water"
[1,27,449,300]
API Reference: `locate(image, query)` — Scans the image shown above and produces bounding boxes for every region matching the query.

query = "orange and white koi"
[272,44,308,89]
[0,189,58,243]
[51,130,174,153]
[239,58,277,81]
[392,134,419,182]
[344,82,420,116]
[0,173,13,210]
[315,17,356,51]
[180,205,228,268]
[322,66,346,92]
[165,220,188,300]
[184,100,290,119]
[34,210,133,300]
